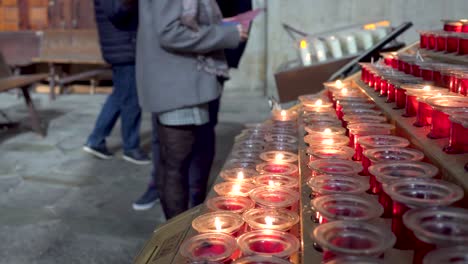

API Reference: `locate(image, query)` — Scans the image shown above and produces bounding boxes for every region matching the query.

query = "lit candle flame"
[237,171,244,180]
[280,110,287,117]
[336,80,343,88]
[341,88,348,95]
[214,217,223,231]
[322,138,334,145]
[268,180,276,186]
[300,40,308,49]
[314,99,323,106]
[265,216,274,227]
[231,184,241,195]
[323,128,332,134]
[275,153,285,162]
[436,92,442,97]
[423,85,431,91]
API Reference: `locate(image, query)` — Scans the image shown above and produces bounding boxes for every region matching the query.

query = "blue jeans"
[87,64,142,152]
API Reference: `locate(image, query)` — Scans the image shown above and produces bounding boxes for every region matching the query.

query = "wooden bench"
[0,52,47,136]
[32,30,111,100]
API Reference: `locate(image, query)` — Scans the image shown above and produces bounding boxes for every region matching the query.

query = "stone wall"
[224,0,468,96]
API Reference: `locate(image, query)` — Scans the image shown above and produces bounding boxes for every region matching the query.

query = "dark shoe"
[123,149,151,165]
[132,186,159,211]
[83,144,113,159]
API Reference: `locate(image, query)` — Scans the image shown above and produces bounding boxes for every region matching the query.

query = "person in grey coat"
[136,0,247,219]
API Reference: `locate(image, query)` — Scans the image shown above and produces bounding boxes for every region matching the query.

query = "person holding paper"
[134,0,248,219]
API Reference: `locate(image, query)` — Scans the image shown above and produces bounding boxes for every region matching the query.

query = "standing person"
[187,0,253,208]
[136,0,248,219]
[84,0,151,165]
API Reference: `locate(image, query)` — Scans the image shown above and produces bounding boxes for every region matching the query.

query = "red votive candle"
[233,255,293,264]
[419,31,429,49]
[307,145,355,161]
[386,83,396,103]
[180,233,238,263]
[249,186,299,210]
[459,34,468,55]
[192,212,245,236]
[445,114,468,154]
[206,196,255,214]
[394,87,407,109]
[428,33,436,50]
[369,161,438,218]
[311,194,383,224]
[237,230,300,259]
[435,31,447,51]
[347,123,395,161]
[384,179,464,251]
[307,175,369,198]
[403,85,448,118]
[404,207,468,264]
[456,71,468,95]
[253,174,299,190]
[313,221,395,261]
[363,147,424,194]
[358,135,410,177]
[426,95,468,139]
[446,32,460,53]
[308,158,363,177]
[443,20,463,32]
[256,162,299,177]
[414,98,434,127]
[242,208,299,232]
[421,68,434,81]
[423,246,468,264]
[304,134,350,148]
[463,21,468,33]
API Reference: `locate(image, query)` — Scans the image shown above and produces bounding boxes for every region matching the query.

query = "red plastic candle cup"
[421,68,434,81]
[459,33,468,55]
[386,83,396,103]
[428,32,436,50]
[384,178,464,250]
[304,134,350,148]
[412,64,421,77]
[256,162,299,177]
[463,21,468,33]
[446,32,460,53]
[311,194,383,224]
[206,196,255,214]
[259,150,298,164]
[307,145,355,161]
[264,134,298,144]
[419,31,429,49]
[443,20,463,32]
[445,114,468,154]
[242,208,299,232]
[373,75,382,93]
[308,159,363,177]
[394,86,407,109]
[237,230,299,259]
[404,207,468,264]
[347,123,395,160]
[233,255,293,264]
[214,182,256,197]
[220,168,258,183]
[253,174,299,190]
[192,212,245,236]
[307,175,369,199]
[402,85,448,118]
[414,98,434,127]
[363,147,425,195]
[249,186,299,210]
[435,31,448,51]
[343,115,387,135]
[313,221,395,261]
[180,233,238,263]
[358,135,410,176]
[368,161,438,218]
[398,59,405,72]
[426,95,468,139]
[423,246,468,264]
[456,71,468,96]
[305,125,346,137]
[265,141,298,153]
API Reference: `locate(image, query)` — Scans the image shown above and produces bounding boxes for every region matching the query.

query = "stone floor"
[0,91,270,264]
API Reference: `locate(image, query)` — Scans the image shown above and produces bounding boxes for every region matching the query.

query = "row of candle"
[179,117,304,263]
[419,30,468,55]
[361,62,468,154]
[299,82,468,263]
[442,19,468,33]
[298,27,388,66]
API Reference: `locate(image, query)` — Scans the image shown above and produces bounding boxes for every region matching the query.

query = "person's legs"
[157,122,196,219]
[132,113,160,210]
[85,66,122,158]
[188,98,220,208]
